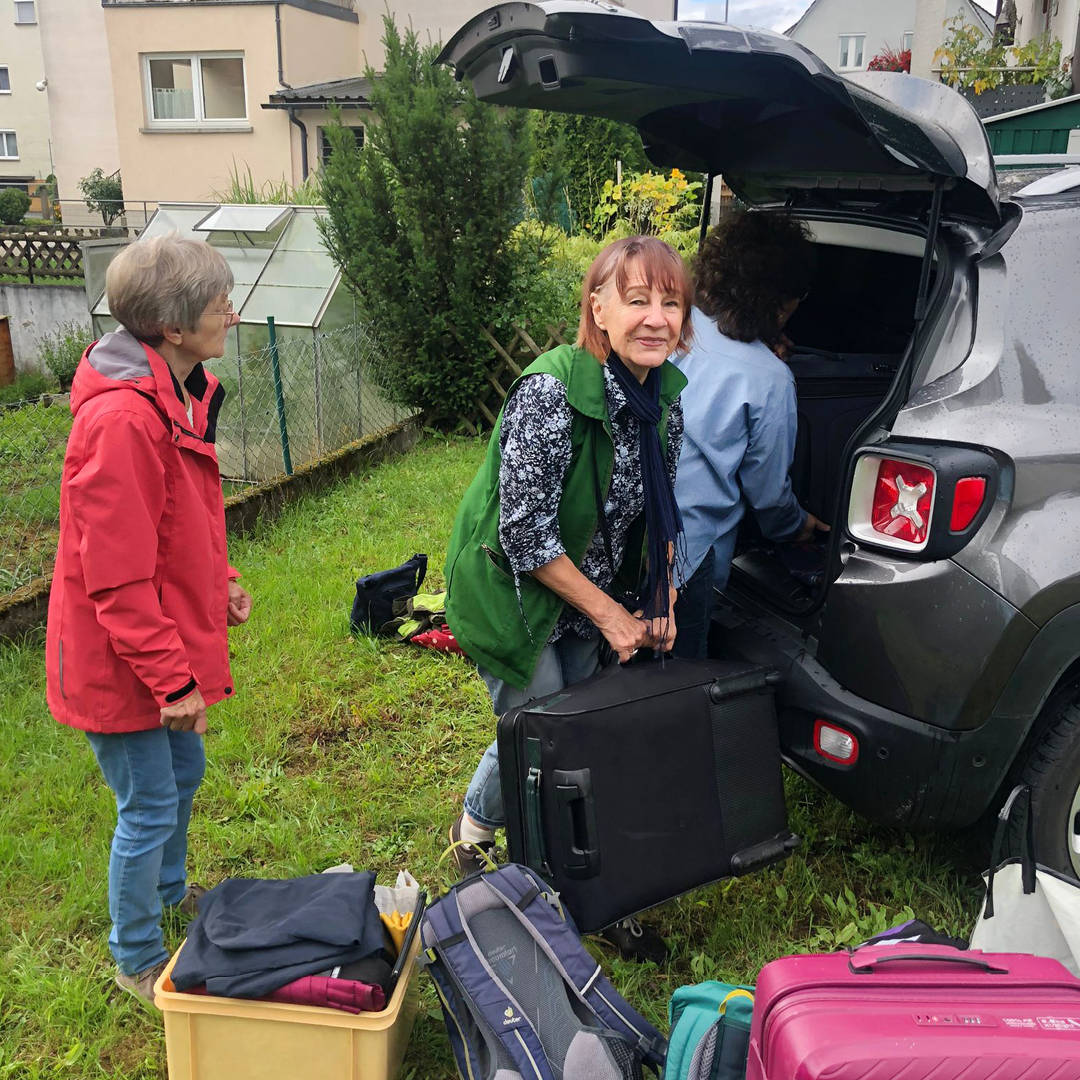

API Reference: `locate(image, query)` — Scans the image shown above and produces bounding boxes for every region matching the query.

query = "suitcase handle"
[553,768,601,880]
[524,739,550,876]
[848,952,1008,975]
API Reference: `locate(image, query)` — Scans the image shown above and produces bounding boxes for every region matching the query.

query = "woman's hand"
[529,555,656,662]
[771,333,795,362]
[227,581,253,626]
[795,513,831,543]
[593,598,653,664]
[160,687,208,735]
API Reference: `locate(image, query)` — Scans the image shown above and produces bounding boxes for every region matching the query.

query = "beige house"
[0,0,121,223]
[38,0,121,221]
[98,0,675,207]
[103,0,361,207]
[0,0,54,207]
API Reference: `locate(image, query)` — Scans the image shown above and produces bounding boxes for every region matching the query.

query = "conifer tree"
[319,17,532,425]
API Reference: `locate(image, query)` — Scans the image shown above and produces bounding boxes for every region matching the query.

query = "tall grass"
[211,163,323,207]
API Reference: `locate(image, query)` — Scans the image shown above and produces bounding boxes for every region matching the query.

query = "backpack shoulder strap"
[484,867,668,1072]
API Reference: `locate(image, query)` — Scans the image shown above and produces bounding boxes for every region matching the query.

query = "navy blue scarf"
[607,353,687,621]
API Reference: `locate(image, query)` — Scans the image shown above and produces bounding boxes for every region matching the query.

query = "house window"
[319,125,364,163]
[838,34,866,69]
[0,67,9,93]
[144,53,246,125]
[13,1,34,23]
[902,31,914,53]
[0,131,18,159]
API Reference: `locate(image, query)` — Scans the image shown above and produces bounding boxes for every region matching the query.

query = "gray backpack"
[420,863,666,1080]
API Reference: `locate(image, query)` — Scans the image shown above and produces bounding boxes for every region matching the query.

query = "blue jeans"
[85,727,206,975]
[464,633,603,830]
[672,547,717,661]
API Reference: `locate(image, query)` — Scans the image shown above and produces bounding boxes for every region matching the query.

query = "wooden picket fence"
[0,231,84,282]
[457,320,571,435]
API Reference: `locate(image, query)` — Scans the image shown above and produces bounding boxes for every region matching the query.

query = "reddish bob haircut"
[576,236,694,362]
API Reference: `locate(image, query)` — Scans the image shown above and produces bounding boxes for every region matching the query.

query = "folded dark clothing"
[183,975,387,1014]
[172,873,385,998]
[333,951,394,996]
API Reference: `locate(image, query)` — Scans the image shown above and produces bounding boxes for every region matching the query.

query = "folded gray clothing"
[172,872,385,998]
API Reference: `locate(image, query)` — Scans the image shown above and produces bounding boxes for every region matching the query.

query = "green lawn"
[0,399,71,591]
[0,435,983,1078]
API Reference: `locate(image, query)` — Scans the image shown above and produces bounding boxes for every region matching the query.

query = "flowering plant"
[868,46,911,73]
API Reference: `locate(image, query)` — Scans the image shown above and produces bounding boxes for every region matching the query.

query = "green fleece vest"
[444,345,687,690]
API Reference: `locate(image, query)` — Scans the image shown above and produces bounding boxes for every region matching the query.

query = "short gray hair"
[106,234,234,344]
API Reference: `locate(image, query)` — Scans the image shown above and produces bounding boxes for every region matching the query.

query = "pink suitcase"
[748,943,1080,1080]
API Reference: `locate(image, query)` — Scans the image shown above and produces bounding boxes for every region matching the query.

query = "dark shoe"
[115,959,168,1008]
[448,814,497,879]
[171,883,207,918]
[596,918,668,964]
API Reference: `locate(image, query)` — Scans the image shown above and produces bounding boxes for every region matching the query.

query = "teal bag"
[664,982,755,1080]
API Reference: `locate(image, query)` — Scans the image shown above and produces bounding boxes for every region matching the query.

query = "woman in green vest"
[444,236,693,962]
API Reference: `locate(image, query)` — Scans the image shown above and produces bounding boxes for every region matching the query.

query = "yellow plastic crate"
[154,931,422,1080]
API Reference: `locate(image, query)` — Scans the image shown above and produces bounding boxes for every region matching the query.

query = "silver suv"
[442,2,1080,874]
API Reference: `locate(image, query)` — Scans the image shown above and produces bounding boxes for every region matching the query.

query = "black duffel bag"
[349,553,427,635]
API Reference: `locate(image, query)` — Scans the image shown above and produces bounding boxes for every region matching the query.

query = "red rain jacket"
[46,328,237,733]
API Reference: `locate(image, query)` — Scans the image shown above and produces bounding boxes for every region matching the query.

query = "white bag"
[321,864,422,916]
[373,869,421,918]
[969,784,1080,976]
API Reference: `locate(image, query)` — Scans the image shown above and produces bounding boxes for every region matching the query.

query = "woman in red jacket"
[45,235,252,1005]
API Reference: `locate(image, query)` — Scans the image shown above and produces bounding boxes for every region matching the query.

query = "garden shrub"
[935,16,1067,94]
[37,319,91,390]
[531,113,649,234]
[0,188,31,226]
[592,169,704,236]
[78,168,124,226]
[318,16,536,427]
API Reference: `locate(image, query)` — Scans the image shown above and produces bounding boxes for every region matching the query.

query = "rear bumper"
[709,604,1023,829]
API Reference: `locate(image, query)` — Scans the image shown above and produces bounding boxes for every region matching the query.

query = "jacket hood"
[71,326,225,447]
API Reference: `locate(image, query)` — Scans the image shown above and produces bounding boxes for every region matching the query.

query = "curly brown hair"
[694,212,815,344]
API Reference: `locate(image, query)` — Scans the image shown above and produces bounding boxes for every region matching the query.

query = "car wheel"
[1015,686,1080,880]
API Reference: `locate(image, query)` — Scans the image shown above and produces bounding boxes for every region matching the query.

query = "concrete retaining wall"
[0,283,90,377]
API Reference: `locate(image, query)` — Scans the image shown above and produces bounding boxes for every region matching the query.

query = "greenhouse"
[86,204,405,483]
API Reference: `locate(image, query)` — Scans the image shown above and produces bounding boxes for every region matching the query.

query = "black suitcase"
[497,657,799,934]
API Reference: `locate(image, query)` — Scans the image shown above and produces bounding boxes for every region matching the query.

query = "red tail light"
[869,459,936,546]
[848,445,998,558]
[949,476,987,532]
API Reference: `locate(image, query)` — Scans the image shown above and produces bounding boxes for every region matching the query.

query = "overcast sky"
[675,1,815,33]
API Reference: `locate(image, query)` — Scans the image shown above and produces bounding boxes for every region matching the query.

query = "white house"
[785,0,993,78]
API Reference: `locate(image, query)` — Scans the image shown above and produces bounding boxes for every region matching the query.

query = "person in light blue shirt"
[672,212,830,660]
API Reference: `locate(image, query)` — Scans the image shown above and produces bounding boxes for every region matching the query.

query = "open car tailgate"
[438,1,999,224]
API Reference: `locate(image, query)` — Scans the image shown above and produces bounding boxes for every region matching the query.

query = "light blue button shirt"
[674,308,807,590]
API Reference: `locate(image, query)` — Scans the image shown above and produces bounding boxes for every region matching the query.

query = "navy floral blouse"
[497,364,684,642]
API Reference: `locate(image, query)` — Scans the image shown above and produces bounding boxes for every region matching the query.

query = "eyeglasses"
[202,300,235,319]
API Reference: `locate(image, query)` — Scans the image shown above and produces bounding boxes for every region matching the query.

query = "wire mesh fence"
[0,323,412,598]
[207,323,412,485]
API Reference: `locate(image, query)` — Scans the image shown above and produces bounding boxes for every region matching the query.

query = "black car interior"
[729,232,927,606]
